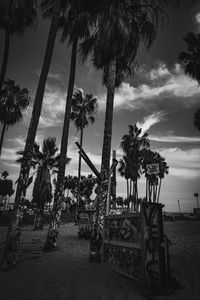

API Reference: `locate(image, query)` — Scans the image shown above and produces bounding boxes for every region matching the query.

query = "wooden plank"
[104,239,141,250]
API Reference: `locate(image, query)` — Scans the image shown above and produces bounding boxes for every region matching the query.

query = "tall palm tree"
[157,154,169,203]
[31,137,58,230]
[44,0,97,250]
[80,0,176,175]
[1,0,63,270]
[0,0,37,91]
[178,32,200,132]
[16,137,71,230]
[0,79,30,155]
[120,124,149,208]
[70,89,98,205]
[118,156,131,199]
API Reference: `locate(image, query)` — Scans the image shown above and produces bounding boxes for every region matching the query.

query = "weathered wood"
[103,203,167,296]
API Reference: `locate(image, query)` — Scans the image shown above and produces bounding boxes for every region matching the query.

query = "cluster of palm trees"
[64,174,97,208]
[118,124,169,210]
[1,0,178,268]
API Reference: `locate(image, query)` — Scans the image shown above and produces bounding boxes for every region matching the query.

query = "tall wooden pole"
[177,200,181,214]
[194,193,199,209]
[112,150,116,209]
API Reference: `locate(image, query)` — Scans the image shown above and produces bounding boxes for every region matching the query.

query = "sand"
[0,220,200,300]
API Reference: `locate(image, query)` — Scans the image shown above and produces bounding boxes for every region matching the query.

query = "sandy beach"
[0,220,200,300]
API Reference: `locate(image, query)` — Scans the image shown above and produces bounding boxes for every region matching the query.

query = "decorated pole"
[177,199,181,214]
[194,193,199,209]
[112,150,117,209]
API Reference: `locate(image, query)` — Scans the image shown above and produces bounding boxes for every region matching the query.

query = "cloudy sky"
[0,0,200,212]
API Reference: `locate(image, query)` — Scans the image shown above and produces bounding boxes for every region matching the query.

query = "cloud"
[97,62,200,111]
[6,136,25,148]
[137,112,165,132]
[35,69,61,81]
[23,84,67,128]
[150,135,200,143]
[196,12,200,24]
[0,148,19,163]
[158,147,200,178]
[149,62,171,80]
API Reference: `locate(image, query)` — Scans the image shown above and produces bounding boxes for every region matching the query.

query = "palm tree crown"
[0,0,37,90]
[71,89,98,131]
[120,124,150,178]
[32,137,59,207]
[0,79,30,155]
[178,32,200,84]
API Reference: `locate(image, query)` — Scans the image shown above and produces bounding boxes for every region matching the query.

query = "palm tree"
[118,156,131,199]
[142,149,168,203]
[157,155,169,203]
[1,0,63,270]
[70,89,98,205]
[80,0,176,175]
[64,175,74,199]
[178,32,200,132]
[1,171,9,179]
[178,32,200,84]
[120,124,149,209]
[44,0,97,250]
[0,0,37,91]
[16,137,71,230]
[31,137,59,230]
[0,79,30,155]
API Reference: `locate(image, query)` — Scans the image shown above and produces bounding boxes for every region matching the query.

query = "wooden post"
[106,175,112,215]
[194,193,199,209]
[177,200,181,214]
[112,150,116,209]
[141,203,166,295]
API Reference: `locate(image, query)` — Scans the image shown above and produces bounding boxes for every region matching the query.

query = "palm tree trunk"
[0,29,10,92]
[157,178,162,203]
[101,58,116,174]
[149,183,152,202]
[155,183,158,203]
[1,0,62,269]
[146,177,148,201]
[0,123,6,156]
[129,179,132,196]
[135,179,138,211]
[126,179,129,199]
[33,207,44,230]
[44,36,78,251]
